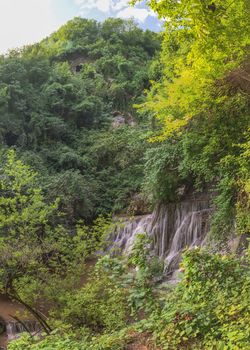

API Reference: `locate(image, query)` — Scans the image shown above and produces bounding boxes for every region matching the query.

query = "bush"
[151,248,250,349]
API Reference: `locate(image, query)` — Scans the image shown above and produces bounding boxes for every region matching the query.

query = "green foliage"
[61,263,128,332]
[8,328,132,350]
[0,17,160,223]
[8,332,87,350]
[79,126,150,215]
[0,152,112,333]
[230,132,250,235]
[143,93,249,227]
[148,248,250,349]
[134,0,250,135]
[134,0,250,238]
[0,150,58,237]
[127,233,161,315]
[44,169,98,224]
[10,247,250,350]
[143,139,183,203]
[0,150,62,303]
[74,216,114,258]
[2,9,250,350]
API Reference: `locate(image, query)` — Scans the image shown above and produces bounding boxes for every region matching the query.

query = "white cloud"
[76,0,112,13]
[96,0,111,12]
[111,0,129,11]
[0,0,63,54]
[117,7,156,22]
[75,0,156,23]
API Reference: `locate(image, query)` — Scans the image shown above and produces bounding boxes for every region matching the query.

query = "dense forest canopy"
[133,0,250,238]
[0,1,249,349]
[0,17,160,224]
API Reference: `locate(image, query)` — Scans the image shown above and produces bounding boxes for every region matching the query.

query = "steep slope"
[0,17,160,224]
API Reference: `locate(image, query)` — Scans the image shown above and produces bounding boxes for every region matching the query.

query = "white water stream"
[111,199,212,275]
[0,296,41,349]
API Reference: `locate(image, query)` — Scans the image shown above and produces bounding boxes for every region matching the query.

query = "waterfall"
[112,215,153,253]
[5,320,41,341]
[112,198,212,275]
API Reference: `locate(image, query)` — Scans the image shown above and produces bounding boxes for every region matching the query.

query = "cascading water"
[5,320,41,341]
[112,198,212,275]
[0,295,42,348]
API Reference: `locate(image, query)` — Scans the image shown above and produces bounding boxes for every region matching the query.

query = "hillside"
[0,2,250,349]
[0,17,160,224]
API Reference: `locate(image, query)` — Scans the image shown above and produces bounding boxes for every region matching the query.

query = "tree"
[133,0,250,136]
[0,18,160,223]
[0,151,84,333]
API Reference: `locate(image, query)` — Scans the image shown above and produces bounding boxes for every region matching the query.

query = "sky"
[0,0,162,54]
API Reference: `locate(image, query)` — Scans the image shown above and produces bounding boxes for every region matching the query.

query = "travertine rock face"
[112,197,212,275]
